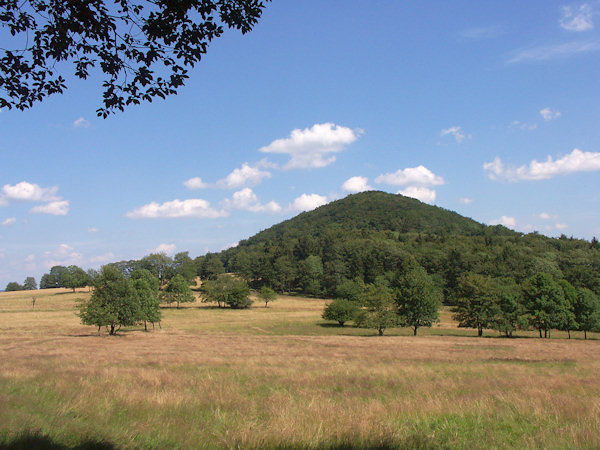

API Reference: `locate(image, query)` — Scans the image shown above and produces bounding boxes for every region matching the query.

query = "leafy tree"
[452,273,500,337]
[557,279,578,339]
[23,277,37,290]
[489,278,525,337]
[522,273,571,338]
[63,265,90,292]
[139,253,174,285]
[354,282,399,336]
[272,255,297,293]
[257,286,276,308]
[200,253,225,280]
[201,275,252,308]
[322,298,359,326]
[77,265,140,335]
[161,274,195,308]
[334,278,365,303]
[396,266,442,336]
[298,255,323,297]
[40,265,69,288]
[574,288,600,339]
[1,0,271,116]
[131,269,161,331]
[173,251,197,284]
[5,281,24,291]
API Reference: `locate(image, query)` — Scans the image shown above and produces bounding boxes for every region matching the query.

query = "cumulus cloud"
[556,223,569,230]
[540,107,562,121]
[342,176,372,193]
[88,227,99,233]
[560,4,594,31]
[291,193,328,212]
[217,163,272,189]
[89,252,115,264]
[127,198,227,219]
[2,217,16,226]
[490,216,517,228]
[73,117,90,128]
[459,197,473,205]
[507,40,600,63]
[538,212,558,220]
[375,165,444,187]
[441,126,469,143]
[30,200,70,216]
[2,181,59,202]
[511,120,538,131]
[183,177,208,190]
[259,123,361,169]
[397,186,437,204]
[223,188,282,213]
[484,149,600,181]
[152,243,176,255]
[43,243,83,267]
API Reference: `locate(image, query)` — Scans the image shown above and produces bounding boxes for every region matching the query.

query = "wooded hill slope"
[215,191,599,302]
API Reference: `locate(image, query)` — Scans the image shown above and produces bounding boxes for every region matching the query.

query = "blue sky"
[1,0,600,287]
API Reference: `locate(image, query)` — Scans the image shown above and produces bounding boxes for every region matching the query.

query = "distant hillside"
[213,191,599,301]
[243,191,510,245]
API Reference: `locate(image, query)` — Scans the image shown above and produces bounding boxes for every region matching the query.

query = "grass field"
[1,288,599,449]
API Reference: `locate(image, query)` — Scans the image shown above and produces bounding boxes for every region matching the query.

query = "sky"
[1,0,600,287]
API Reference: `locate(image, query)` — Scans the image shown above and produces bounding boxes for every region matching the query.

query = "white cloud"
[291,193,328,212]
[397,186,437,204]
[217,163,272,189]
[556,223,569,230]
[484,149,600,181]
[540,107,562,121]
[507,40,600,63]
[2,181,59,202]
[152,244,176,255]
[126,198,227,219]
[511,120,538,131]
[539,212,559,220]
[490,216,517,228]
[560,4,594,31]
[375,165,445,187]
[342,176,372,193]
[459,197,473,205]
[25,254,35,262]
[43,244,83,267]
[73,117,90,128]
[183,177,208,190]
[441,126,469,143]
[223,188,282,213]
[259,123,361,169]
[30,200,70,216]
[2,217,16,226]
[221,242,239,251]
[88,227,99,233]
[89,252,115,264]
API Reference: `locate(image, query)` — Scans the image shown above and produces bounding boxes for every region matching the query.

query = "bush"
[322,299,360,326]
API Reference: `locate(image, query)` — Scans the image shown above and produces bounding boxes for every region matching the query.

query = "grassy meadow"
[1,288,600,449]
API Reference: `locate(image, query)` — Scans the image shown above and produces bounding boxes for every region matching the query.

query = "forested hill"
[217,191,599,301]
[244,191,507,244]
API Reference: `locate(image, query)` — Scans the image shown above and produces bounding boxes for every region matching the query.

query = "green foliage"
[5,281,24,291]
[335,278,365,303]
[396,266,442,335]
[258,286,277,307]
[139,253,175,285]
[522,273,572,338]
[173,252,197,283]
[574,288,600,339]
[23,277,37,290]
[355,283,400,335]
[298,255,323,296]
[77,265,140,335]
[131,269,161,331]
[40,265,69,289]
[202,276,252,309]
[63,265,90,292]
[452,273,500,337]
[322,299,360,326]
[199,254,226,280]
[488,278,526,337]
[161,275,195,308]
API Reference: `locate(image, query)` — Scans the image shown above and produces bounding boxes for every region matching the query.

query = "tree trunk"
[544,329,547,339]
[568,330,571,339]
[478,327,483,337]
[265,302,268,308]
[144,320,148,332]
[539,328,543,338]
[110,324,116,335]
[378,328,384,336]
[585,330,587,340]
[413,326,418,336]
[97,326,101,335]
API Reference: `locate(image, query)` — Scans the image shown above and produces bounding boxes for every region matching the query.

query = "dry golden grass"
[1,289,599,448]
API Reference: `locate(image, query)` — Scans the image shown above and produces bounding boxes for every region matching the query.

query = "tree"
[131,269,161,331]
[522,273,571,338]
[23,277,37,290]
[452,273,500,337]
[574,288,600,340]
[173,251,197,284]
[201,275,252,309]
[139,253,174,285]
[40,265,69,288]
[5,281,24,291]
[200,253,225,280]
[160,274,195,308]
[354,282,399,336]
[489,278,525,337]
[322,299,359,326]
[298,255,323,297]
[77,265,140,335]
[63,265,90,292]
[1,0,271,116]
[257,286,276,308]
[396,266,442,336]
[334,278,365,303]
[557,279,578,339]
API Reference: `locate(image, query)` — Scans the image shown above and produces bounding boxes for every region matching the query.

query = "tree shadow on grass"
[0,431,116,449]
